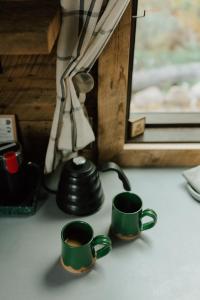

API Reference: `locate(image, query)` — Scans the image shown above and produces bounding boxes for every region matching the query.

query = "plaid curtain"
[45,0,130,173]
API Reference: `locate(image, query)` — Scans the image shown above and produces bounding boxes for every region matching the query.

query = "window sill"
[111,143,200,167]
[124,143,200,150]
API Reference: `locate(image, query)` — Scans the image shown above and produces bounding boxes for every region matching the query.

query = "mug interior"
[113,192,142,213]
[62,221,93,247]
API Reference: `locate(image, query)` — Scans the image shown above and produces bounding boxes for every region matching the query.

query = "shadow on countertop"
[108,228,153,250]
[44,258,104,288]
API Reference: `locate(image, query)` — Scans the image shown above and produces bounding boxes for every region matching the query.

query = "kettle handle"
[99,162,131,191]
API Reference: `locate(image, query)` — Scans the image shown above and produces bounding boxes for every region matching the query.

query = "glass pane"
[130,0,200,114]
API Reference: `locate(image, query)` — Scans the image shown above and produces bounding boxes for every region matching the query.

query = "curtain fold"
[45,0,130,173]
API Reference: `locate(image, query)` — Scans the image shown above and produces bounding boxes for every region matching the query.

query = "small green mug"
[61,221,112,274]
[111,192,158,240]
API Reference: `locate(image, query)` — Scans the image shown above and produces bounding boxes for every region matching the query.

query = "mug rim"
[113,192,143,215]
[61,220,94,248]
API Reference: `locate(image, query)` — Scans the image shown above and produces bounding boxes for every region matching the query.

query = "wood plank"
[19,120,51,164]
[0,51,56,121]
[1,51,56,78]
[0,57,97,122]
[98,3,132,162]
[0,3,98,166]
[115,146,200,167]
[0,89,55,121]
[0,77,55,91]
[19,120,96,166]
[0,0,60,55]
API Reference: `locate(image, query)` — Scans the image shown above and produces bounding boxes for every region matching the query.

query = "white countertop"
[0,168,200,300]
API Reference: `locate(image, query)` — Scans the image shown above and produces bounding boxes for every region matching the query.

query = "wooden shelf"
[0,0,60,55]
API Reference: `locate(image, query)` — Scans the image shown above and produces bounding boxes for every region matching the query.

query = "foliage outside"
[131,0,200,113]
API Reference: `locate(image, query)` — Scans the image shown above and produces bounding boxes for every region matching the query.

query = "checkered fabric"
[45,0,130,173]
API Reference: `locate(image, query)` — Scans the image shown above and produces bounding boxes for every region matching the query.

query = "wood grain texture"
[1,54,56,78]
[0,0,60,55]
[114,148,200,167]
[0,1,58,162]
[0,50,56,162]
[0,52,56,121]
[0,90,55,121]
[0,49,97,163]
[18,121,51,164]
[98,3,132,162]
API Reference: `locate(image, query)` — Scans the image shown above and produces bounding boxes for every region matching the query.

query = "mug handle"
[141,209,158,231]
[91,235,112,259]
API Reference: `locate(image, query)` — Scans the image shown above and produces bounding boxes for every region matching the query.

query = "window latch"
[132,10,146,19]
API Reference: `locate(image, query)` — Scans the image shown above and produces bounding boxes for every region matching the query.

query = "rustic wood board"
[0,50,56,162]
[0,52,56,121]
[0,0,60,55]
[0,50,97,163]
[1,53,56,78]
[18,120,51,164]
[0,90,55,121]
[117,145,200,167]
[0,0,97,164]
[98,4,132,161]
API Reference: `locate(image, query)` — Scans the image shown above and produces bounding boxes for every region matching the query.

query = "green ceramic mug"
[61,221,112,274]
[111,192,158,240]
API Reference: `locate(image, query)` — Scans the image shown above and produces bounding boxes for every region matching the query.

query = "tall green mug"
[111,192,158,240]
[61,221,112,274]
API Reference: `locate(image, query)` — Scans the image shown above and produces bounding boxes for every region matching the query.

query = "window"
[129,0,200,143]
[97,2,200,166]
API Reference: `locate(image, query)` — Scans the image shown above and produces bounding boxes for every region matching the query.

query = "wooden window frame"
[129,112,200,143]
[97,2,200,167]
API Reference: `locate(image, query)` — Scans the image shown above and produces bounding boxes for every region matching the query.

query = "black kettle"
[56,156,131,216]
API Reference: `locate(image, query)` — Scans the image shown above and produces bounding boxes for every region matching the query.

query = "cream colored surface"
[0,168,200,300]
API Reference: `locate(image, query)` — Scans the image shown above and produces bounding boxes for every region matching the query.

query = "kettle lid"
[62,156,96,178]
[73,156,87,166]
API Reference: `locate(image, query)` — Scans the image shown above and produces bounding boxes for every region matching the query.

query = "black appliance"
[56,156,131,216]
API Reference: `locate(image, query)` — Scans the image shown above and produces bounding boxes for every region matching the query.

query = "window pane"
[131,0,200,114]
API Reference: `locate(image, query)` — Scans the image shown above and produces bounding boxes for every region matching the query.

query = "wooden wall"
[0,51,98,165]
[1,0,133,166]
[0,51,56,164]
[0,0,97,165]
[0,0,60,164]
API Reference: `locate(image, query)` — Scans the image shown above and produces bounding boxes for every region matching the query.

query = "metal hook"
[132,10,146,19]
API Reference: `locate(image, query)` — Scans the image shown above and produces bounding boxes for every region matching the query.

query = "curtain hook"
[132,10,146,19]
